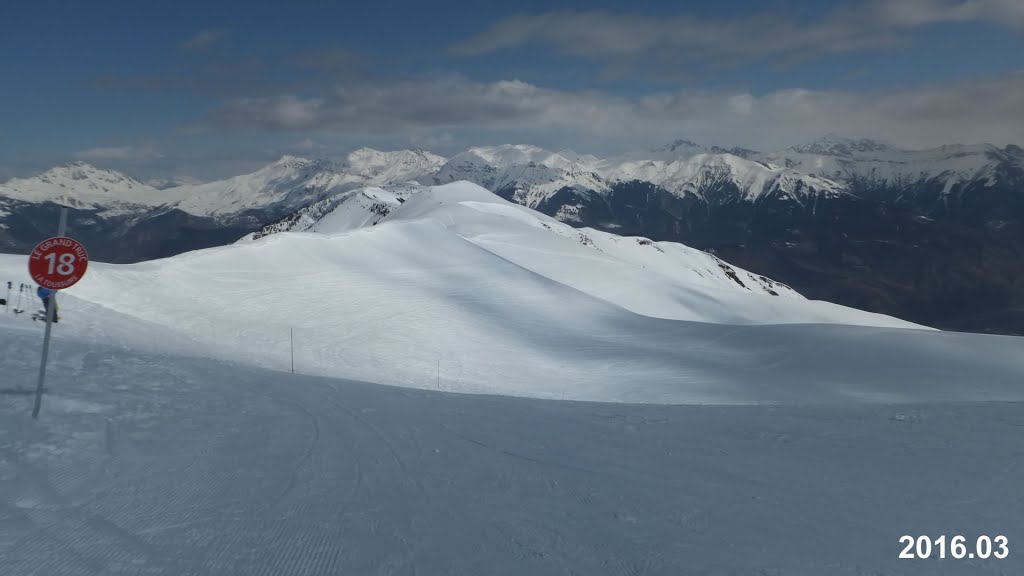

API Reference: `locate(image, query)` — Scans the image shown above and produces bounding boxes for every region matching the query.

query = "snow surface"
[2,179,1023,574]
[1,315,1023,575]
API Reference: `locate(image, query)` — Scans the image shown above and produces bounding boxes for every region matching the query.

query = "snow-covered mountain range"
[0,149,445,220]
[2,135,1022,334]
[0,162,169,215]
[3,136,1017,223]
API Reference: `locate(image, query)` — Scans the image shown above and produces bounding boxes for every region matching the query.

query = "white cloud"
[181,28,230,51]
[73,145,161,161]
[451,1,1024,72]
[409,131,456,149]
[212,78,562,132]
[208,72,1024,152]
[291,138,322,151]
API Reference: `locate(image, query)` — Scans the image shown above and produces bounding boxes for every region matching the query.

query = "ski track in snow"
[0,333,1022,575]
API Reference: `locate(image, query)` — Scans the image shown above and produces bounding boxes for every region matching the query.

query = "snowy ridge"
[242,183,424,240]
[357,182,819,315]
[433,143,847,206]
[170,156,343,217]
[600,152,845,201]
[0,151,445,221]
[755,135,1024,191]
[342,147,446,182]
[171,150,444,218]
[434,145,609,207]
[253,180,810,309]
[0,162,171,214]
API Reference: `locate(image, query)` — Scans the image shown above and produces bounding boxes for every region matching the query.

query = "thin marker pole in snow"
[33,207,67,419]
[290,328,295,374]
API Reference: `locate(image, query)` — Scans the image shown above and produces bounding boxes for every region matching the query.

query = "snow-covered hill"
[26,181,1024,404]
[243,183,425,240]
[275,181,875,318]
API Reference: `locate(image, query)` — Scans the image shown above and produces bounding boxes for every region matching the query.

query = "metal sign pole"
[32,207,68,419]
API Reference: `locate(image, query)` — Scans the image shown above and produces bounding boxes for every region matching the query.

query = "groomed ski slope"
[1,181,1022,404]
[0,328,1022,576]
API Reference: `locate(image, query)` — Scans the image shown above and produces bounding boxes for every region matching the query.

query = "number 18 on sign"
[30,237,89,290]
[28,236,89,419]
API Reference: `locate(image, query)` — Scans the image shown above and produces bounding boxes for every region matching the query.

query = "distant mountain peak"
[271,155,327,169]
[18,161,153,192]
[38,161,137,180]
[453,144,569,168]
[0,160,164,212]
[345,147,445,163]
[662,139,704,152]
[791,134,896,156]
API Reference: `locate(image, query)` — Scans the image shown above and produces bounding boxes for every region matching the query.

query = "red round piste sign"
[28,236,90,290]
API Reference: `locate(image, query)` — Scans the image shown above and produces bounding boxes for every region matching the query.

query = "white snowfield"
[2,181,1024,575]
[0,331,1020,576]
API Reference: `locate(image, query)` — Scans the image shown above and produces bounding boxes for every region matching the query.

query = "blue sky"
[2,0,1023,180]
